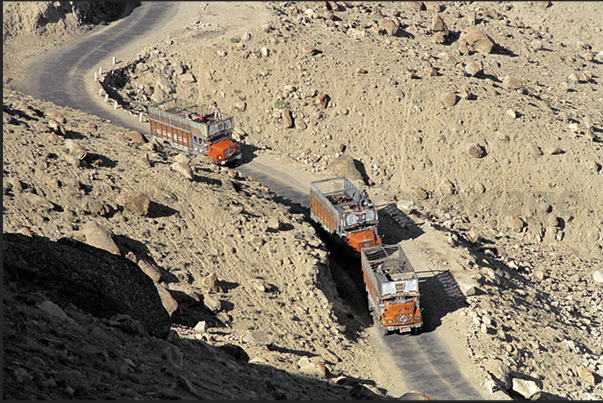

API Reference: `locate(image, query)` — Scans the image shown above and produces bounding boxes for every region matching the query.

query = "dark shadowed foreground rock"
[3,233,171,339]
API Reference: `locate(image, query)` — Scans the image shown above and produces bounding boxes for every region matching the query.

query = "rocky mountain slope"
[3,1,603,400]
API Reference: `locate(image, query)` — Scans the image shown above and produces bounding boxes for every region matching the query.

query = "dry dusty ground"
[3,1,603,401]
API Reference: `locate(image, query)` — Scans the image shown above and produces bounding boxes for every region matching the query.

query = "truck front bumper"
[216,153,242,165]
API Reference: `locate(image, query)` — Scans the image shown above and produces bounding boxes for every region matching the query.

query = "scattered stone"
[250,278,271,292]
[582,49,595,62]
[431,15,448,34]
[64,139,87,160]
[530,39,543,50]
[204,293,221,312]
[357,68,368,74]
[23,192,55,210]
[458,87,470,100]
[234,100,246,111]
[37,300,79,328]
[593,270,603,283]
[484,358,512,390]
[503,76,524,90]
[137,259,162,283]
[244,331,274,346]
[301,45,319,56]
[465,60,483,77]
[462,27,495,54]
[510,216,525,232]
[424,1,442,12]
[155,282,178,316]
[171,161,194,180]
[378,18,400,36]
[119,130,147,144]
[442,92,458,107]
[547,146,563,155]
[297,356,328,378]
[467,142,485,158]
[81,221,121,255]
[512,378,541,400]
[282,108,294,128]
[315,92,329,109]
[506,109,517,119]
[120,189,150,216]
[413,187,429,200]
[202,272,221,292]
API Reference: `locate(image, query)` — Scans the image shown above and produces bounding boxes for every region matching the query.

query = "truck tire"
[411,326,422,335]
[382,325,390,336]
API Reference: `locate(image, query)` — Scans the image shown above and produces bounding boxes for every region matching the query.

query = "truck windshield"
[209,133,229,144]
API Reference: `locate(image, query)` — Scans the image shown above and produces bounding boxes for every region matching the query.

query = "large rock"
[120,189,150,216]
[282,108,294,128]
[484,358,511,390]
[378,18,400,36]
[511,378,541,400]
[325,153,363,182]
[81,221,121,255]
[462,27,495,54]
[3,233,172,339]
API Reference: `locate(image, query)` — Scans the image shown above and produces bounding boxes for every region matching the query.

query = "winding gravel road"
[13,2,486,399]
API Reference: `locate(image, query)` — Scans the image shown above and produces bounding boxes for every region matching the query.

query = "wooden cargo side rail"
[310,187,339,234]
[148,107,210,156]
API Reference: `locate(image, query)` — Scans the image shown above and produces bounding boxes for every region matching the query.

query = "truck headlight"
[415,316,421,321]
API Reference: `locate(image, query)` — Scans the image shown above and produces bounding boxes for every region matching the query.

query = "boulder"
[155,282,178,317]
[81,221,121,255]
[511,378,541,400]
[23,192,55,210]
[378,18,400,36]
[465,60,483,77]
[137,259,162,282]
[119,130,147,144]
[64,139,87,160]
[3,233,171,339]
[484,358,511,390]
[510,216,525,233]
[577,366,596,386]
[120,189,150,216]
[244,331,274,346]
[462,27,495,54]
[171,161,194,181]
[431,15,448,34]
[326,153,363,182]
[283,108,294,128]
[315,92,329,109]
[413,187,429,200]
[442,92,458,107]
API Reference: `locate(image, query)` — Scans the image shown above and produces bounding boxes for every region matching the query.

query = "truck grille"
[395,313,412,324]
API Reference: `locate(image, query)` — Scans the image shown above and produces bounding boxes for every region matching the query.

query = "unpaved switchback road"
[13,2,487,399]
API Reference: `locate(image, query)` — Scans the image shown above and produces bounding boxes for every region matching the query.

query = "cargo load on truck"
[361,244,423,335]
[147,104,241,165]
[310,176,381,253]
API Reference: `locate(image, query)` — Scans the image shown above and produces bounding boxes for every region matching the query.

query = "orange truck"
[310,176,381,253]
[361,244,423,335]
[147,105,241,165]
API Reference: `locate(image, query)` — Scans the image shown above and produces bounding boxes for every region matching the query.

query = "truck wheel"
[412,326,422,335]
[382,326,389,336]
